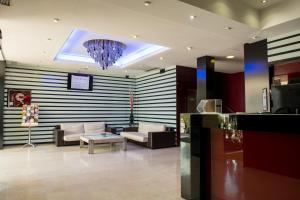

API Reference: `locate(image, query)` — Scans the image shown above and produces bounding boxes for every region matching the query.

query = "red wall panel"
[243,131,300,179]
[275,61,300,78]
[218,72,245,113]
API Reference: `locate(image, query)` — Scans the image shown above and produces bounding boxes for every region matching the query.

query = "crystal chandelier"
[83,39,126,70]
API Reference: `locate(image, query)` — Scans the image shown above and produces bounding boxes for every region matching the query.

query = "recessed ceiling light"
[53,18,60,23]
[132,35,138,39]
[159,56,164,60]
[144,1,151,6]
[47,38,52,41]
[262,0,267,4]
[251,35,260,40]
[224,27,233,30]
[187,46,193,51]
[226,55,235,59]
[190,15,196,20]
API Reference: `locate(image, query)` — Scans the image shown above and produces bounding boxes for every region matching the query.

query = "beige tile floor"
[0,143,183,200]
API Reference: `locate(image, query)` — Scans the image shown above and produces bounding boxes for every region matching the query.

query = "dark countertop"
[189,113,300,133]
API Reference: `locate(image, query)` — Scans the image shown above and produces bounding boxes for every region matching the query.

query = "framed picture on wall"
[8,89,31,107]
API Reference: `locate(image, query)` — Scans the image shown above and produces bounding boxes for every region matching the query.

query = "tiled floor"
[0,144,182,200]
[212,159,300,200]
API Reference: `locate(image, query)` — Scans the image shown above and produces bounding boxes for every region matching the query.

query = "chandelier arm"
[83,39,125,70]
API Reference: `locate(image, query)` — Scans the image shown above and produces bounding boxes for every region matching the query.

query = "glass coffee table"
[80,133,125,154]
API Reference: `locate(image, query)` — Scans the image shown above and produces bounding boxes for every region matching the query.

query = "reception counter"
[181,113,300,200]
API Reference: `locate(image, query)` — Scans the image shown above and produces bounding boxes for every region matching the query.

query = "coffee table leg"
[123,138,127,151]
[88,140,94,154]
[80,139,84,148]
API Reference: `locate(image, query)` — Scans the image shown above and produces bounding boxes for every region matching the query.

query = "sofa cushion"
[84,122,105,134]
[120,132,148,142]
[63,133,82,141]
[61,123,84,136]
[138,122,166,135]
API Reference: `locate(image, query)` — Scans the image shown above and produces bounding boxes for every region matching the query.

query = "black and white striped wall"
[268,29,300,63]
[4,66,135,145]
[135,66,177,128]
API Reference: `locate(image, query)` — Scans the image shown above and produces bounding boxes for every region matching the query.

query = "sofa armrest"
[148,131,176,149]
[106,127,117,134]
[166,127,175,132]
[54,128,65,147]
[123,127,138,132]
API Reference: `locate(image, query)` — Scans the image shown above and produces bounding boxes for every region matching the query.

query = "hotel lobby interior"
[0,0,300,199]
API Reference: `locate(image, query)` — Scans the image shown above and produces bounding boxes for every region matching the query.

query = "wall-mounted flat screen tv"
[67,73,93,91]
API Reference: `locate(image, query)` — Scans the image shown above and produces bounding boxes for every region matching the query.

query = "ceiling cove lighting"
[226,55,235,59]
[116,44,169,68]
[55,44,169,68]
[83,39,126,70]
[55,29,170,69]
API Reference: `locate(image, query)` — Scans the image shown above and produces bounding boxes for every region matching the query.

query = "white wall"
[3,65,135,145]
[267,29,300,63]
[2,64,178,145]
[135,66,177,128]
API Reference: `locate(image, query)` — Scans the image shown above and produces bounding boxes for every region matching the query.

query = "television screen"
[272,83,300,114]
[67,73,93,91]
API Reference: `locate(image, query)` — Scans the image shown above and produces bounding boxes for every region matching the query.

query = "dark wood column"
[196,56,216,105]
[194,56,215,200]
[176,66,197,146]
[0,61,5,149]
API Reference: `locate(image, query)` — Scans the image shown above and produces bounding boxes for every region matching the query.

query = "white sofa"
[54,122,115,146]
[120,122,176,149]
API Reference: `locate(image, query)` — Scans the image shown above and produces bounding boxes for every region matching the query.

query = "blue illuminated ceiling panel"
[55,29,169,68]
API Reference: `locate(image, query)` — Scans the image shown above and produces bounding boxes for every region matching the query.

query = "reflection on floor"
[212,159,300,200]
[0,144,182,200]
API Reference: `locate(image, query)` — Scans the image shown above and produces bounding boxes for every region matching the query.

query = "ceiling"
[241,0,284,9]
[54,29,169,69]
[0,0,297,76]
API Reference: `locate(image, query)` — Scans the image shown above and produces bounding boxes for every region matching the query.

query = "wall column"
[244,40,269,113]
[196,56,216,105]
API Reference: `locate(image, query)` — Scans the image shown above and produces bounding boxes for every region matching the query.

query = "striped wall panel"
[4,66,135,145]
[135,66,177,128]
[267,29,300,63]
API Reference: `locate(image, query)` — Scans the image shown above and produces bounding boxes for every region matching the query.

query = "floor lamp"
[22,125,37,148]
[21,104,39,148]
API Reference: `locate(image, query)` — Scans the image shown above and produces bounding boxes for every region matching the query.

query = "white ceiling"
[241,0,284,9]
[0,0,296,76]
